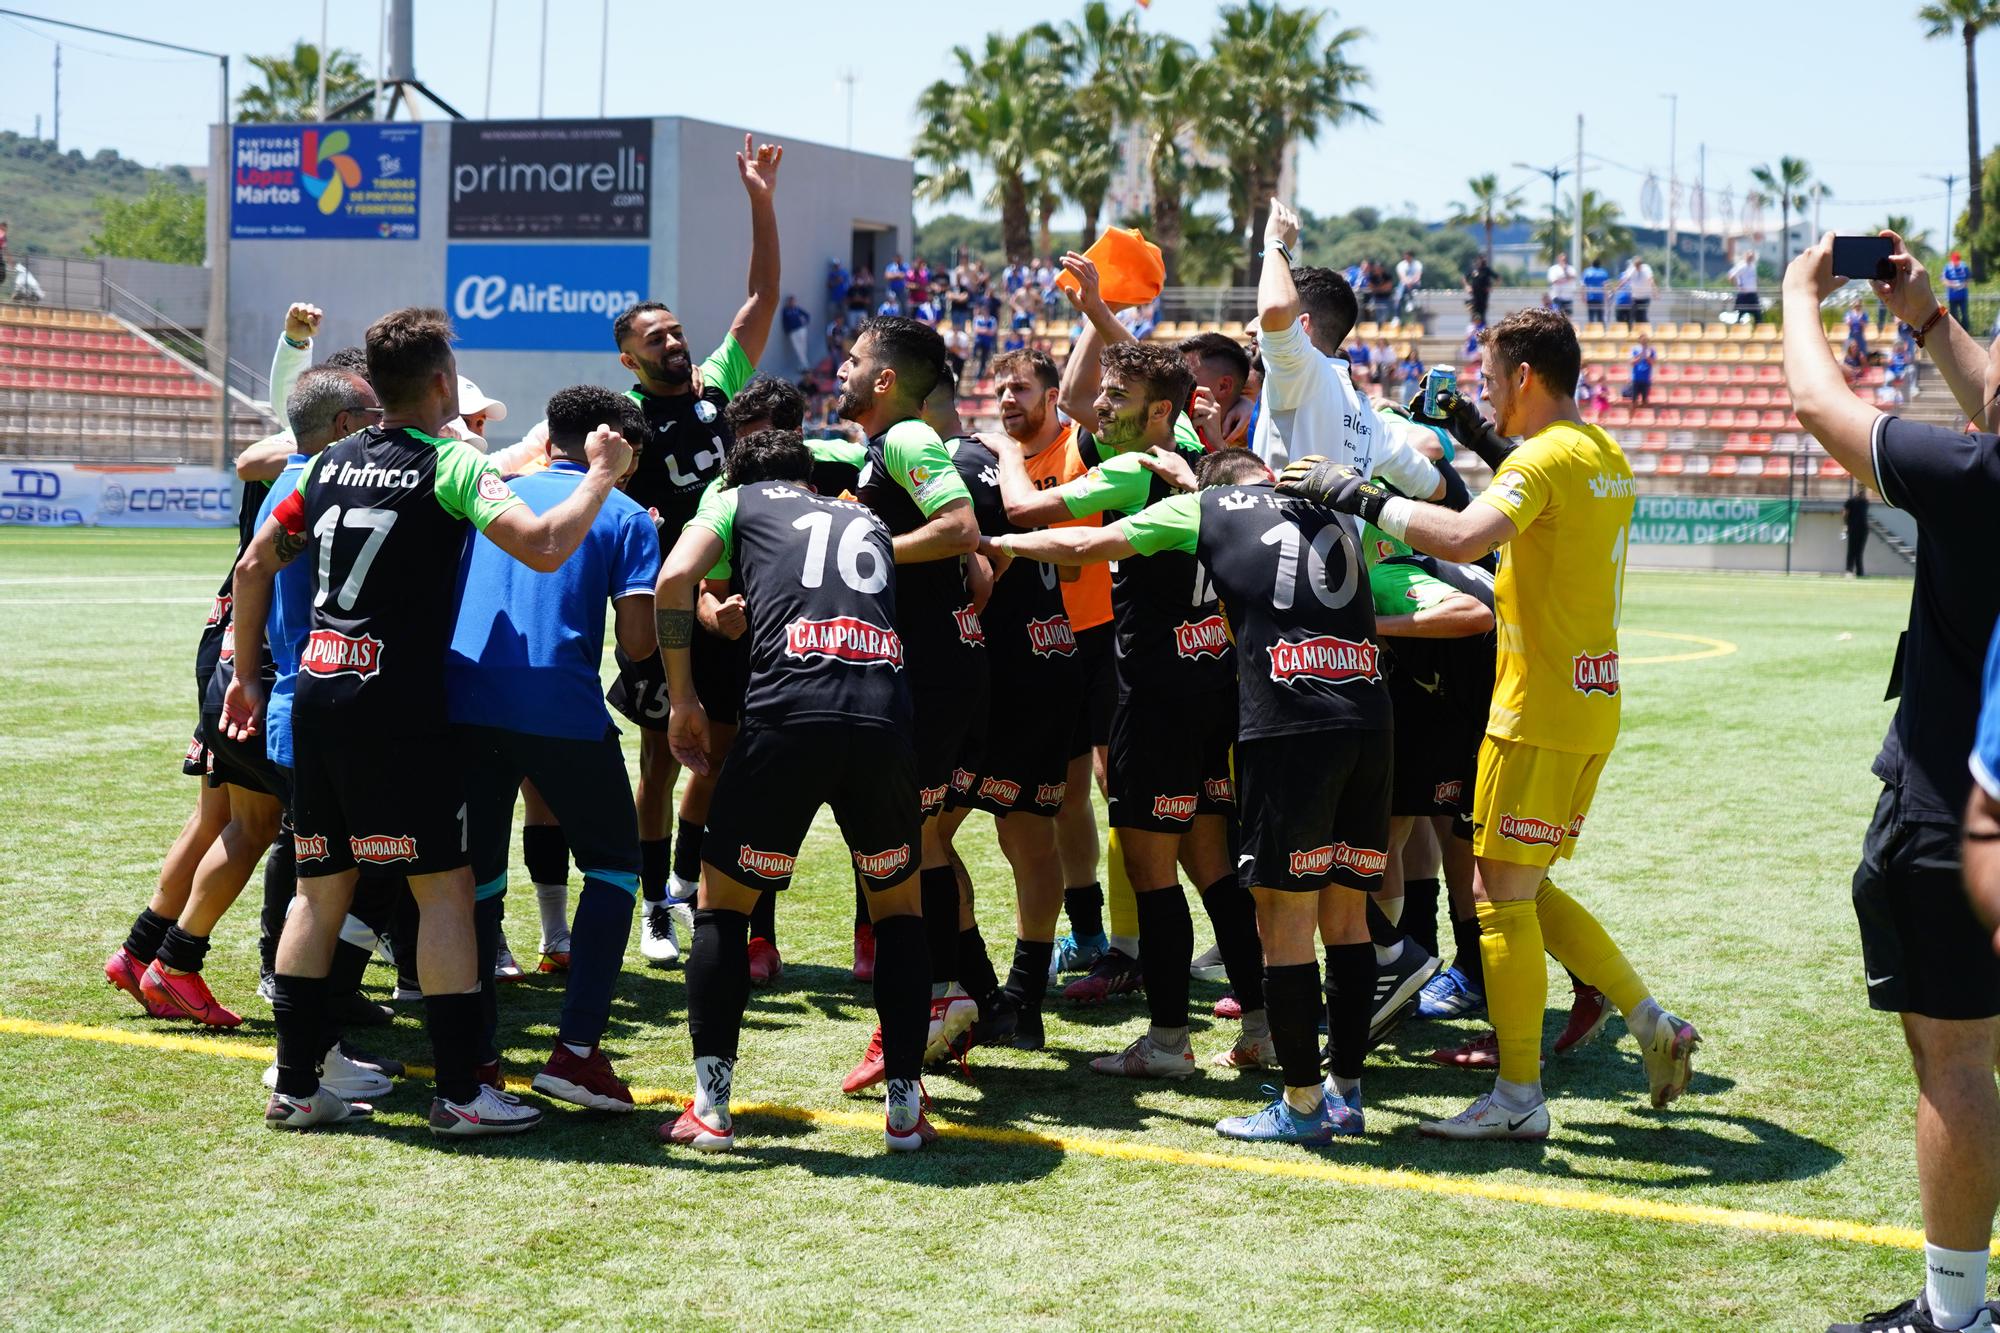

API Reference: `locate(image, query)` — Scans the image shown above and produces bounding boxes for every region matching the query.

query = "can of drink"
[1421,366,1456,420]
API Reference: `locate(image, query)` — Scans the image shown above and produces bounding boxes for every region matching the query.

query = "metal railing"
[103,278,270,405]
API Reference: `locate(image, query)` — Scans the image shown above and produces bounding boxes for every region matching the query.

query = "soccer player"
[992,342,1266,1077]
[655,429,937,1153]
[224,306,632,1135]
[611,136,783,965]
[830,316,983,1092]
[447,385,659,1112]
[1278,307,1700,1140]
[998,446,1385,1138]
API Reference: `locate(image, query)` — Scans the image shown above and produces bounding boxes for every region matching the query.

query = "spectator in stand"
[1728,251,1763,325]
[1395,249,1424,318]
[1347,337,1374,390]
[1001,325,1027,355]
[1344,259,1365,291]
[1397,342,1425,390]
[1842,337,1869,388]
[945,324,970,385]
[1625,333,1657,405]
[883,254,907,312]
[1581,255,1610,325]
[1615,257,1656,325]
[1612,273,1634,325]
[1035,256,1059,316]
[10,261,42,304]
[1462,320,1485,361]
[1010,283,1038,332]
[849,264,874,328]
[781,295,811,368]
[1843,487,1869,578]
[875,292,901,318]
[1004,257,1028,293]
[912,289,940,326]
[1945,250,1972,328]
[1369,259,1399,323]
[1547,255,1579,319]
[970,256,991,299]
[1882,340,1917,406]
[1581,363,1611,418]
[826,259,851,324]
[911,257,931,295]
[1847,297,1871,357]
[0,217,9,273]
[1465,256,1495,328]
[972,306,998,379]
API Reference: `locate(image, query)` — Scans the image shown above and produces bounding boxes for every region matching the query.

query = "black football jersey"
[623,384,735,547]
[950,435,1077,668]
[854,421,982,686]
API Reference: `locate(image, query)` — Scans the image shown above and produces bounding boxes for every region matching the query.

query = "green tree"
[1532,190,1632,264]
[1449,173,1525,263]
[1920,0,2000,276]
[85,179,205,264]
[1047,2,1143,251]
[1208,2,1374,284]
[1953,144,2000,274]
[1882,214,1937,269]
[914,32,1070,263]
[1130,35,1226,286]
[1749,156,1817,272]
[235,40,371,123]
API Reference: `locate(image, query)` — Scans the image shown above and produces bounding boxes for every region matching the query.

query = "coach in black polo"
[1784,229,2000,1333]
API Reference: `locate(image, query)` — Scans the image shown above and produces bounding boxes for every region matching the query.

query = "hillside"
[0,132,201,259]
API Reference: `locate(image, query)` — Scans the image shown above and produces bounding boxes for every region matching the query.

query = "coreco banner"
[230,124,422,239]
[1631,495,1797,545]
[448,119,651,238]
[0,461,237,528]
[446,244,648,351]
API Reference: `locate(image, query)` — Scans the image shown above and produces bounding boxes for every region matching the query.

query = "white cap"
[457,376,508,423]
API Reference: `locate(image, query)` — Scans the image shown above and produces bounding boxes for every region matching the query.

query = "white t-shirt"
[1396,258,1422,288]
[1729,260,1757,293]
[1548,263,1578,301]
[1250,317,1441,498]
[1626,265,1657,299]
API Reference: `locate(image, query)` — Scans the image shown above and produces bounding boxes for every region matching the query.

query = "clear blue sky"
[0,0,1986,249]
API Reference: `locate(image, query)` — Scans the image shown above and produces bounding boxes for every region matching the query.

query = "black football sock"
[960,925,1000,1010]
[686,908,751,1062]
[920,866,960,989]
[557,879,634,1049]
[1365,896,1402,950]
[1200,875,1264,1013]
[523,824,569,887]
[1133,885,1194,1034]
[749,887,777,945]
[258,828,294,978]
[1451,912,1485,988]
[1004,937,1053,1012]
[673,818,704,886]
[122,907,175,965]
[474,894,504,1063]
[1265,960,1324,1091]
[871,915,931,1082]
[1323,942,1375,1083]
[1063,881,1104,940]
[1403,877,1441,957]
[270,973,327,1098]
[154,924,212,974]
[424,990,484,1105]
[640,837,671,904]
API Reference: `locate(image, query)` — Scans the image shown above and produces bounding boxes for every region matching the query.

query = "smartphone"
[1831,235,1895,283]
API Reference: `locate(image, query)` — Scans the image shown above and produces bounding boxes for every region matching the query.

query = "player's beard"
[836,376,873,422]
[635,349,693,391]
[1094,401,1149,453]
[1002,398,1045,441]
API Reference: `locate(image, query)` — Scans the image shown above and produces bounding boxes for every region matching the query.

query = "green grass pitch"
[0,529,1938,1329]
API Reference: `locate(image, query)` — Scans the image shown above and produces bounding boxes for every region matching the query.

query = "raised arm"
[480,428,632,572]
[268,302,320,430]
[1781,234,1885,486]
[1056,254,1127,431]
[1257,199,1303,333]
[726,136,784,364]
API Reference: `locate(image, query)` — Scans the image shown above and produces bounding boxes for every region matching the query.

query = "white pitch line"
[0,574,215,586]
[0,597,213,606]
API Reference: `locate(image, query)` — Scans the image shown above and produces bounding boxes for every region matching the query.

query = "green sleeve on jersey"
[1117,492,1201,556]
[1057,451,1155,518]
[685,484,738,579]
[808,438,868,468]
[883,419,972,516]
[428,434,524,531]
[1369,558,1456,616]
[701,333,754,401]
[1172,412,1201,453]
[291,451,324,498]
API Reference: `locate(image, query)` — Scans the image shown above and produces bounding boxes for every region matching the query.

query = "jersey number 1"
[312,505,399,611]
[792,511,889,593]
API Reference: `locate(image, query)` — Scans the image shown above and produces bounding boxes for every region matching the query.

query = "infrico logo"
[445,244,650,351]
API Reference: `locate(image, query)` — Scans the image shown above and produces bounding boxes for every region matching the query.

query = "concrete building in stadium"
[220,114,913,446]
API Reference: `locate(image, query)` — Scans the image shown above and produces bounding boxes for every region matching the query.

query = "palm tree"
[1920,0,2000,276]
[235,41,371,123]
[1047,2,1143,250]
[1532,190,1632,263]
[1130,36,1226,286]
[1208,2,1375,283]
[1750,156,1816,272]
[1449,174,1525,262]
[1883,213,1937,266]
[913,32,1070,263]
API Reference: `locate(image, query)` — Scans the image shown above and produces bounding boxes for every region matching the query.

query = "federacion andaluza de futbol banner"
[1631,495,1797,545]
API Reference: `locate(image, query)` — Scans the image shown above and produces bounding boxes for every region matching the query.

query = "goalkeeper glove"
[1274,456,1392,522]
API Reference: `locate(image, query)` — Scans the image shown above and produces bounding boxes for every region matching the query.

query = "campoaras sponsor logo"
[1331,842,1387,877]
[1289,845,1336,878]
[952,604,986,647]
[852,844,912,879]
[1434,779,1464,806]
[1268,635,1381,685]
[1152,793,1197,822]
[1204,776,1235,803]
[1034,780,1068,806]
[219,624,236,663]
[1498,814,1566,847]
[1572,650,1620,697]
[1173,614,1231,660]
[1025,614,1077,657]
[300,629,386,680]
[978,776,1021,806]
[783,616,904,669]
[350,834,418,864]
[950,767,975,795]
[206,593,231,627]
[919,783,949,811]
[293,833,330,861]
[737,845,796,880]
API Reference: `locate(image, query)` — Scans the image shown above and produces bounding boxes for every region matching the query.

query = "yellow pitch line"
[0,1012,1938,1254]
[1623,629,1739,665]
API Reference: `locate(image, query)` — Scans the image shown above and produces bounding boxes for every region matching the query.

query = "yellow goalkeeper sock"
[1106,828,1140,942]
[1477,898,1546,1087]
[1534,879,1648,1018]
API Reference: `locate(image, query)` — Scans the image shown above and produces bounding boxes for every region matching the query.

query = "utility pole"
[599,0,610,117]
[1662,92,1677,290]
[484,0,497,117]
[1926,172,1960,255]
[839,69,858,150]
[52,43,60,152]
[1572,114,1585,277]
[1512,158,1570,259]
[316,0,328,119]
[1697,143,1708,285]
[537,0,549,117]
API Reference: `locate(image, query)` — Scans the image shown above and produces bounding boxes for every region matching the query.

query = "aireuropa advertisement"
[230,124,423,240]
[445,244,648,351]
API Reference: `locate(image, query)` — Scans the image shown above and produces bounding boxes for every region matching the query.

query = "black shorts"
[290,720,469,878]
[1068,623,1117,758]
[913,663,986,819]
[702,719,920,893]
[1853,784,2000,1020]
[202,708,289,800]
[1238,728,1392,892]
[181,727,212,778]
[955,653,1076,819]
[607,630,751,731]
[1389,685,1477,818]
[1106,685,1237,834]
[458,723,639,899]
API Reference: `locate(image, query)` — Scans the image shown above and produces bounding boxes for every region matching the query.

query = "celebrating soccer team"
[103,135,1700,1154]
